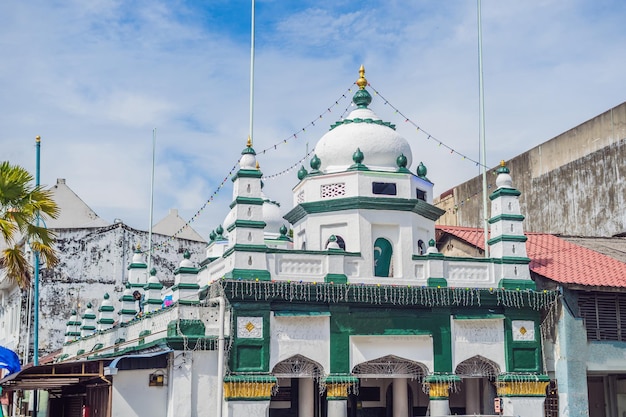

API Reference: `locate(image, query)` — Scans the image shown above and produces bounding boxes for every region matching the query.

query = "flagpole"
[478,0,489,257]
[33,135,41,416]
[147,128,156,273]
[248,0,256,144]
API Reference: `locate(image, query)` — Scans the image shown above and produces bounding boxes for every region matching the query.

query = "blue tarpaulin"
[0,346,20,375]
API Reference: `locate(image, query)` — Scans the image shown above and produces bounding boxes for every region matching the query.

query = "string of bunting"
[144,85,354,253]
[368,83,489,169]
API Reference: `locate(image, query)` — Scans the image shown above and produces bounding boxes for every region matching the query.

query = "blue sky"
[1,0,625,239]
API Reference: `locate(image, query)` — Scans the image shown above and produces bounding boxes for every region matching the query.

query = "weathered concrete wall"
[23,223,206,358]
[437,101,626,237]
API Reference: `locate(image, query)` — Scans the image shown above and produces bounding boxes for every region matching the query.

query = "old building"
[436,101,626,237]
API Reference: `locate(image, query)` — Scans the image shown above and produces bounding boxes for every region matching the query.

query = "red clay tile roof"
[436,225,626,288]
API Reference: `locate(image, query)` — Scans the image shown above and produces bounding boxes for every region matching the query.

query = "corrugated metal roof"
[437,225,626,288]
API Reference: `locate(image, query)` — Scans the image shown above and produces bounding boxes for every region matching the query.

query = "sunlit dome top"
[314,66,412,173]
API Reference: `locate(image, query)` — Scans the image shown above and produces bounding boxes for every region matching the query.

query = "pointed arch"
[352,355,428,380]
[271,354,324,379]
[454,355,500,379]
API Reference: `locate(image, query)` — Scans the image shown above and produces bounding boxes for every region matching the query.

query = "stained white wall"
[112,369,167,417]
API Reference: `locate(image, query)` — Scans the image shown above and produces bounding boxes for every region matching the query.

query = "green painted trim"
[325,274,347,284]
[427,278,447,288]
[231,305,271,373]
[495,257,531,265]
[144,282,163,290]
[224,397,271,402]
[167,319,206,337]
[139,330,151,337]
[127,263,147,270]
[174,266,200,275]
[172,283,200,290]
[488,213,525,224]
[326,396,349,401]
[499,279,536,290]
[97,318,115,324]
[267,248,362,257]
[76,349,85,355]
[224,375,277,383]
[489,187,521,200]
[66,321,81,326]
[227,220,267,232]
[324,375,359,384]
[274,311,331,317]
[199,256,219,267]
[429,396,450,400]
[224,269,272,281]
[120,295,135,302]
[91,343,104,352]
[487,234,528,245]
[146,298,163,305]
[425,374,461,383]
[454,314,505,320]
[81,325,96,330]
[229,196,265,209]
[497,373,549,382]
[504,311,542,372]
[128,283,145,288]
[82,314,96,319]
[284,196,445,224]
[118,309,137,315]
[223,244,268,257]
[98,306,115,312]
[231,169,263,181]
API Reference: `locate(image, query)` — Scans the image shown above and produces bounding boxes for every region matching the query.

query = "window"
[417,240,426,255]
[325,235,346,250]
[416,188,426,201]
[372,182,397,195]
[579,292,626,341]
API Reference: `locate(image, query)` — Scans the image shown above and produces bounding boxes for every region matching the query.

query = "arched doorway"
[374,238,393,277]
[453,355,500,415]
[350,355,429,417]
[271,355,326,417]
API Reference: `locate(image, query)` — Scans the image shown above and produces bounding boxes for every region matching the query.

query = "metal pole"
[248,0,255,145]
[147,128,156,274]
[477,0,489,257]
[33,135,41,416]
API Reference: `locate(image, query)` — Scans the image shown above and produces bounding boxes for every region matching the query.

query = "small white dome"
[263,199,283,234]
[315,107,412,172]
[240,153,256,169]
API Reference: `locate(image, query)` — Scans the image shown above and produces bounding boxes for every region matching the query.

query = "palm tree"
[0,161,59,289]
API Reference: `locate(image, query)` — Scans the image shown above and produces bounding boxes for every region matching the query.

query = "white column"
[224,401,270,417]
[501,397,546,417]
[299,378,314,417]
[393,378,409,417]
[465,378,480,414]
[327,400,347,417]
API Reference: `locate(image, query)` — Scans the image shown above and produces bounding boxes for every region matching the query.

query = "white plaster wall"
[269,315,330,372]
[350,335,433,372]
[191,350,220,417]
[112,369,167,417]
[452,319,506,373]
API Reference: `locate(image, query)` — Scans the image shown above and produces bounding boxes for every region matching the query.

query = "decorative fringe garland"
[209,279,558,311]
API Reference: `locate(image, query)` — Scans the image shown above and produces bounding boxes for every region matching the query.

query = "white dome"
[263,199,283,234]
[315,107,412,172]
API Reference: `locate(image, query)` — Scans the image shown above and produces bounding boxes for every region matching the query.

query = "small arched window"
[417,240,426,255]
[374,237,393,277]
[325,235,346,250]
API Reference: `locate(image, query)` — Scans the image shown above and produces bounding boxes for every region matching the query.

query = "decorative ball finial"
[209,230,216,241]
[35,135,41,143]
[150,267,157,276]
[184,249,191,259]
[87,302,93,309]
[497,160,510,174]
[297,165,308,180]
[104,293,110,300]
[352,148,364,164]
[396,153,407,168]
[356,65,367,90]
[279,224,288,236]
[135,243,141,252]
[310,154,321,171]
[216,224,224,236]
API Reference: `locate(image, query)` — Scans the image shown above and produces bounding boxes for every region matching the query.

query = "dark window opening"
[372,182,397,195]
[325,235,346,250]
[416,188,426,201]
[417,240,426,255]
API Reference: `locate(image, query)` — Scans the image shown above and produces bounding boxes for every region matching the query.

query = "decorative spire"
[150,267,157,276]
[497,160,510,174]
[135,243,141,252]
[348,148,369,171]
[356,65,367,90]
[495,160,513,189]
[353,65,372,108]
[297,165,308,180]
[241,136,256,156]
[183,249,191,259]
[310,154,321,172]
[396,153,410,173]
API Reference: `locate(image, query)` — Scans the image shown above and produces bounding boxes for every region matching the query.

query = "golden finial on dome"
[35,135,41,142]
[246,136,252,148]
[500,160,506,167]
[356,65,367,90]
[256,161,260,170]
[136,242,141,250]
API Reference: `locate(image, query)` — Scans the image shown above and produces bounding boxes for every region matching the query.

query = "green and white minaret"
[488,161,532,289]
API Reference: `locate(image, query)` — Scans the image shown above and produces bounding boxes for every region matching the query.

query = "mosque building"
[3,67,557,417]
